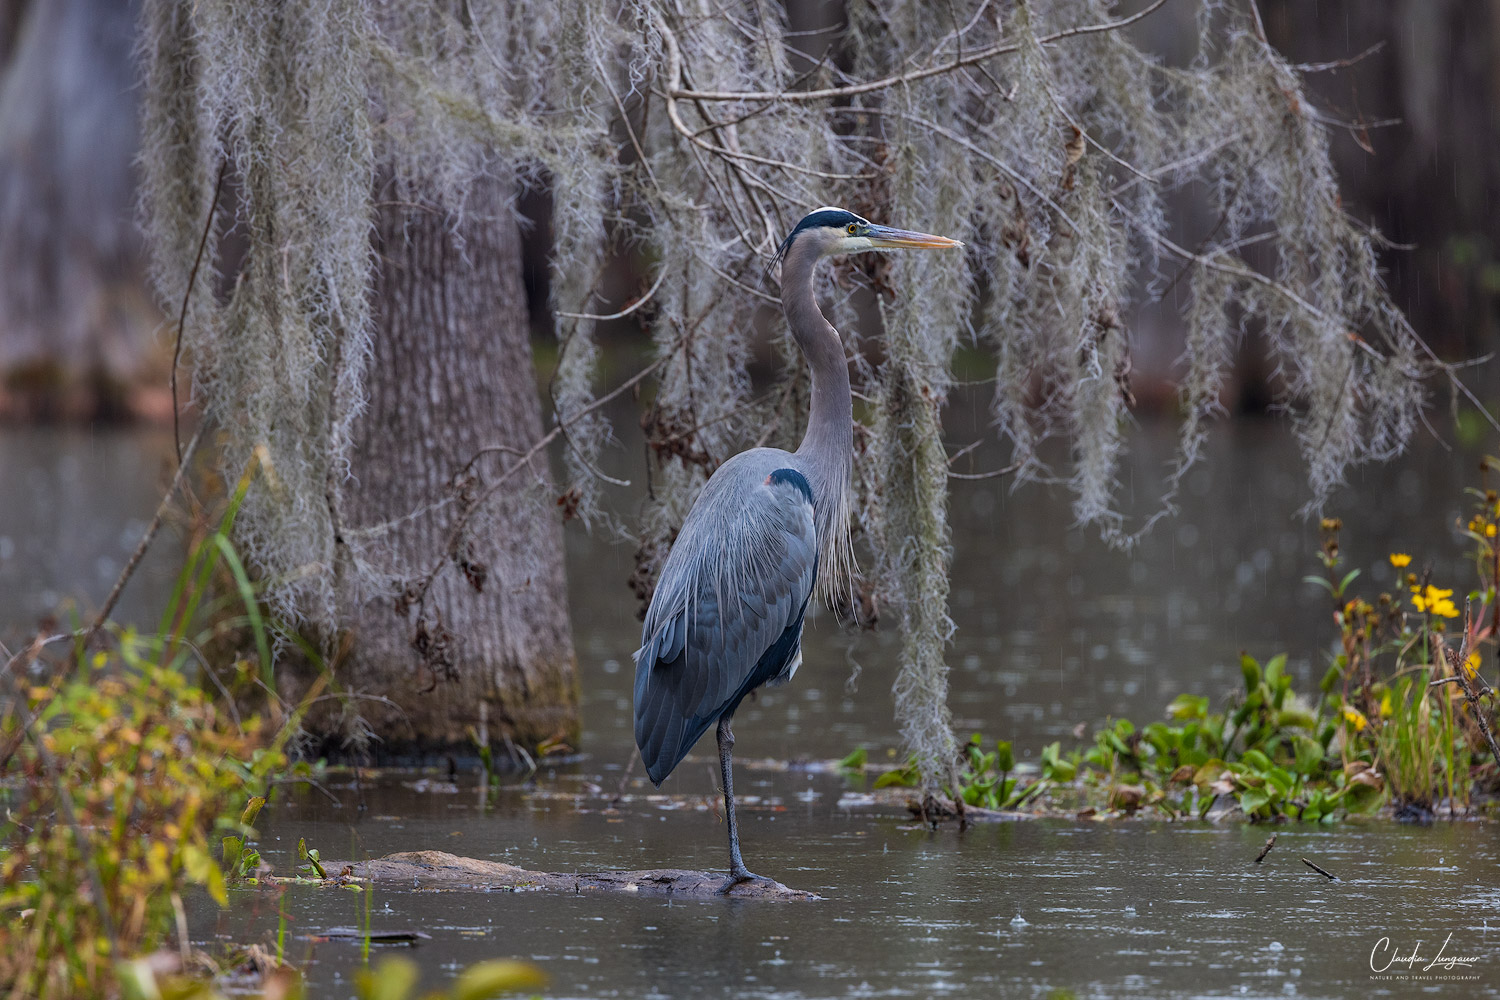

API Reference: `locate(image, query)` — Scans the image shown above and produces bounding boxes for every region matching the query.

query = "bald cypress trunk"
[0,0,159,421]
[316,175,578,758]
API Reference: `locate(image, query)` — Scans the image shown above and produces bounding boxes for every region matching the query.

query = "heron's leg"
[715,716,766,892]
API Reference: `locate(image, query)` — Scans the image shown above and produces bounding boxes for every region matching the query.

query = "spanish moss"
[141,0,1442,791]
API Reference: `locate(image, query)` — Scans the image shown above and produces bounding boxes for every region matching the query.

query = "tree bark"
[313,174,578,759]
[0,0,162,421]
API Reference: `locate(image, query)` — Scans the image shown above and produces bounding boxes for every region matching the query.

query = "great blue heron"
[633,207,963,891]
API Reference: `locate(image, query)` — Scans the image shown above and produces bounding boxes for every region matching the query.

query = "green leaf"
[1293,736,1325,777]
[1240,654,1262,692]
[1304,575,1336,594]
[1277,708,1318,731]
[1237,787,1270,815]
[241,795,267,828]
[183,843,228,907]
[1041,742,1077,782]
[357,956,420,1000]
[1338,568,1361,594]
[1166,694,1210,720]
[297,837,327,878]
[1240,749,1272,772]
[116,958,163,1000]
[836,747,867,771]
[994,740,1014,774]
[449,960,547,1000]
[873,764,919,789]
[213,534,272,685]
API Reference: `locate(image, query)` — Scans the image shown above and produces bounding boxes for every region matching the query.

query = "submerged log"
[320,850,819,901]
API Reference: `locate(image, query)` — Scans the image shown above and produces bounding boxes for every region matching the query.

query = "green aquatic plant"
[867,653,1384,822]
[865,464,1500,821]
[1375,671,1471,817]
[0,647,285,998]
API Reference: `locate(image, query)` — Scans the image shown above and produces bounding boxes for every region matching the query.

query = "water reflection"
[0,427,181,635]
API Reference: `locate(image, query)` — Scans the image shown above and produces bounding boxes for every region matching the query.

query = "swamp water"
[3,419,1498,997]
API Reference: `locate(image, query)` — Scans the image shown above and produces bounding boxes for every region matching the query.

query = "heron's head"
[774,206,963,265]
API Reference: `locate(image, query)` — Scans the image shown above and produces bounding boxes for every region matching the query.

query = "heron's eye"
[846,223,858,235]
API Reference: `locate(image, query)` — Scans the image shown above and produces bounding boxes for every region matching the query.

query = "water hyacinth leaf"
[1241,655,1262,692]
[1293,736,1325,777]
[837,747,868,771]
[1277,707,1318,731]
[1238,787,1271,816]
[1166,693,1209,720]
[1240,749,1273,772]
[1263,768,1294,796]
[1041,742,1076,782]
[874,760,921,789]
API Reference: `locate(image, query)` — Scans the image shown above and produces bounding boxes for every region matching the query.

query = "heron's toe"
[716,870,775,894]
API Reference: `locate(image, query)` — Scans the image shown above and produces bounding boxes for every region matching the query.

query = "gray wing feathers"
[633,468,817,783]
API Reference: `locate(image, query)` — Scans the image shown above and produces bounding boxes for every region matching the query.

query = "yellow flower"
[1342,706,1369,732]
[1389,553,1412,568]
[1379,689,1394,719]
[1410,584,1460,618]
[1488,524,1496,538]
[1465,651,1481,678]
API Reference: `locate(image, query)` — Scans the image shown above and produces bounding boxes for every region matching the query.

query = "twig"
[668,0,1173,103]
[1254,833,1277,863]
[1301,857,1337,880]
[656,17,867,185]
[558,268,668,322]
[1434,600,1500,773]
[410,350,676,607]
[611,754,636,807]
[172,158,228,465]
[84,422,206,644]
[1295,41,1386,75]
[1132,211,1500,437]
[950,461,1021,481]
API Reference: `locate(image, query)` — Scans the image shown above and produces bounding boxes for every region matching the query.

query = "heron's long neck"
[781,240,852,575]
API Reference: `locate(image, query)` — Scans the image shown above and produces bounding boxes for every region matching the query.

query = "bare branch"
[668,0,1172,103]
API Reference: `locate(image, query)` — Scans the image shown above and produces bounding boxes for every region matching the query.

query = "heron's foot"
[715,869,774,895]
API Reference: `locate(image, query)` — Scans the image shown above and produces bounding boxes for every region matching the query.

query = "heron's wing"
[633,471,816,784]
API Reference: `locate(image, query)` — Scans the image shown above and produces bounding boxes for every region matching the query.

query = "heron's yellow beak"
[864,224,964,250]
